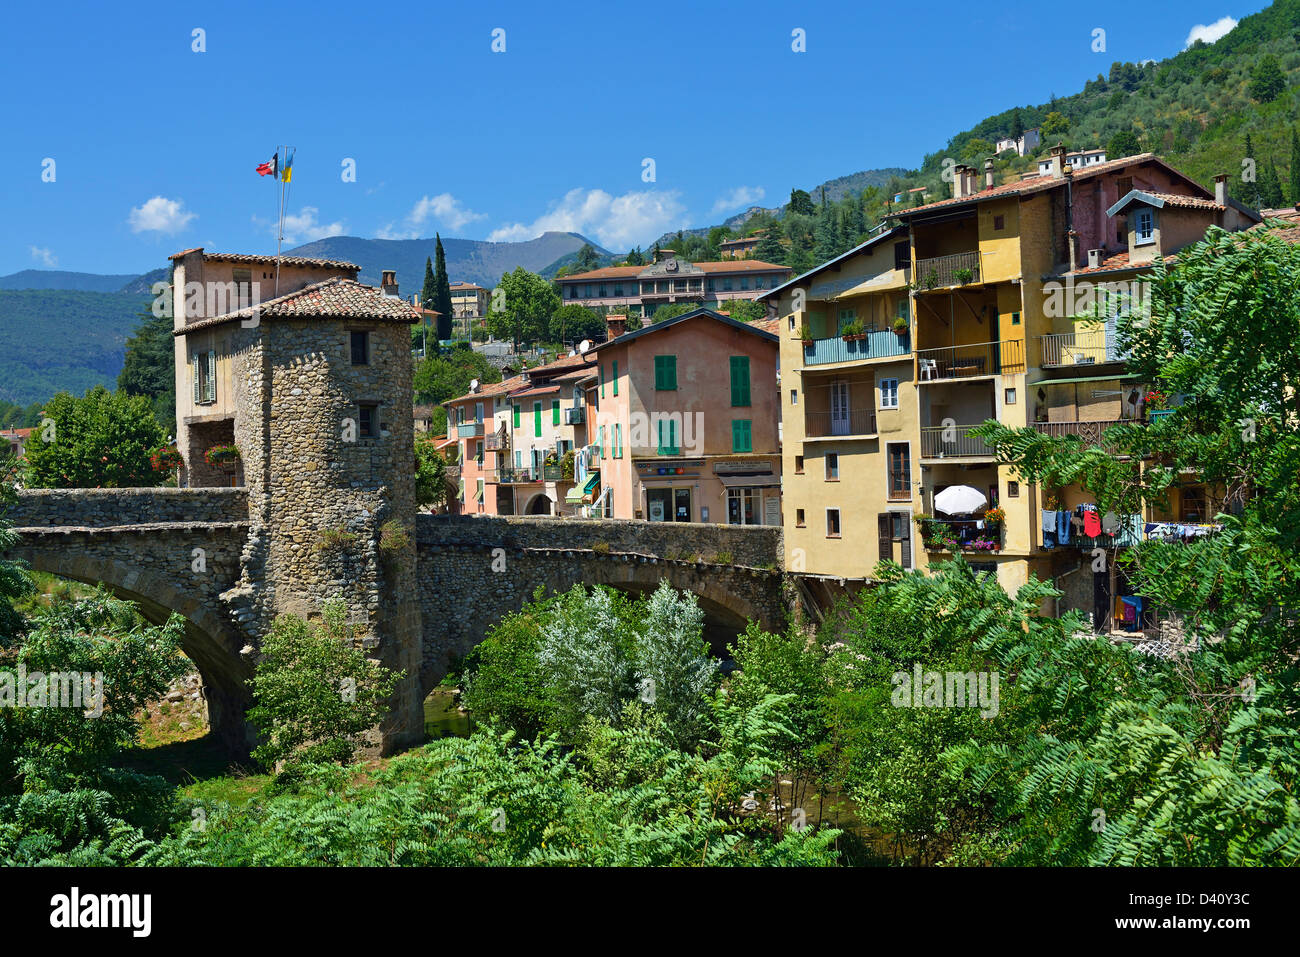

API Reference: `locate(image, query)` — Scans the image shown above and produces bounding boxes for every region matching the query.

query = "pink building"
[556,252,790,318]
[583,307,782,525]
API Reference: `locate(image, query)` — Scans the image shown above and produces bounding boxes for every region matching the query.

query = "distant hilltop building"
[995,127,1041,157]
[1037,148,1107,177]
[718,234,762,259]
[557,248,790,318]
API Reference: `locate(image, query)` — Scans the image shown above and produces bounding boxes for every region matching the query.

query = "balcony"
[920,518,1003,553]
[914,251,981,290]
[802,329,911,366]
[456,421,485,438]
[1067,513,1144,550]
[1037,329,1127,367]
[920,425,995,459]
[1032,419,1140,450]
[804,408,877,438]
[491,467,542,484]
[564,406,585,425]
[917,339,1024,381]
[484,431,505,451]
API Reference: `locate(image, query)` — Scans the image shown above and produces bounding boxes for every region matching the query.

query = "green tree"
[632,581,717,748]
[415,437,448,509]
[116,308,176,427]
[625,246,645,266]
[433,236,454,341]
[485,267,560,348]
[574,243,600,273]
[248,599,404,781]
[549,304,606,344]
[753,229,785,265]
[1106,127,1142,159]
[1290,128,1300,205]
[412,346,501,406]
[788,189,815,215]
[1040,111,1070,137]
[25,387,167,489]
[1259,160,1285,207]
[420,255,436,311]
[1249,53,1287,103]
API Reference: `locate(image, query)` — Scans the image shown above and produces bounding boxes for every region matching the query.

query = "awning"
[565,488,586,503]
[1034,374,1142,386]
[582,474,600,495]
[831,273,906,300]
[717,472,780,488]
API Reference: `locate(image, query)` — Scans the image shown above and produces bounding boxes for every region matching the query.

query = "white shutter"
[206,351,217,403]
[193,354,202,404]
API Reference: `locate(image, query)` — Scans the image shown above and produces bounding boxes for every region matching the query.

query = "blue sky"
[0,0,1265,276]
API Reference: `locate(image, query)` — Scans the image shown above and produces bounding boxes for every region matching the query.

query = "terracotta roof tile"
[559,259,789,281]
[174,277,419,335]
[169,249,359,271]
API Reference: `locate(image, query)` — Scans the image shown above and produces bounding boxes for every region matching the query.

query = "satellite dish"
[578,340,592,354]
[567,350,576,357]
[469,378,480,392]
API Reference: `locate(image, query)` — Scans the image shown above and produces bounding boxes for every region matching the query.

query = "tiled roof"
[450,281,486,290]
[1255,208,1300,243]
[893,154,1208,218]
[446,374,528,405]
[175,277,420,334]
[749,317,781,335]
[559,259,789,282]
[1139,192,1224,210]
[527,352,597,376]
[168,248,359,271]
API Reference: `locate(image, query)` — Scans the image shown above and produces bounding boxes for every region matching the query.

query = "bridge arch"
[11,541,255,755]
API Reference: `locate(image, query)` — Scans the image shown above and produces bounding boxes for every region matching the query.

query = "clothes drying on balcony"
[1042,510,1058,548]
[1120,595,1144,632]
[1081,505,1102,538]
[1144,522,1219,543]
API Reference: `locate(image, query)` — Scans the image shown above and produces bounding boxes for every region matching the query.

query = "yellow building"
[763,150,1261,607]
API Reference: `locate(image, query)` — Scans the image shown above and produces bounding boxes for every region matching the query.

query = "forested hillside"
[0,291,149,405]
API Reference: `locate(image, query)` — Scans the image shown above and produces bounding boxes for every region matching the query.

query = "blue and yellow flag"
[280,147,295,183]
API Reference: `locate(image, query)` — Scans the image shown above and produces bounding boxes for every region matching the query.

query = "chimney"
[1214,173,1228,207]
[1087,248,1102,269]
[655,248,676,263]
[605,313,627,339]
[952,165,970,199]
[1067,230,1079,273]
[381,269,398,297]
[1049,144,1066,179]
[984,158,995,190]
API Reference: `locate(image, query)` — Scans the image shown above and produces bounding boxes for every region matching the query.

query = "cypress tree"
[1289,129,1300,206]
[433,235,453,341]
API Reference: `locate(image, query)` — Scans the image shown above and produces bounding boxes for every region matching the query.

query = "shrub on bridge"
[24,387,167,489]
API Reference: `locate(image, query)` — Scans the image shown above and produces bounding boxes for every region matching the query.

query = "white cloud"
[128,196,197,235]
[29,246,57,267]
[711,186,766,216]
[1186,16,1237,47]
[277,206,346,244]
[487,188,686,250]
[377,192,485,239]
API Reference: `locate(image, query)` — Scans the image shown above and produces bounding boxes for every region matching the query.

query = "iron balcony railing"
[917,339,1025,381]
[920,424,996,458]
[802,329,911,365]
[1032,419,1140,450]
[491,467,543,484]
[484,431,505,451]
[914,250,981,289]
[805,408,877,438]
[1037,329,1128,367]
[564,406,584,425]
[456,421,485,438]
[1068,513,1144,550]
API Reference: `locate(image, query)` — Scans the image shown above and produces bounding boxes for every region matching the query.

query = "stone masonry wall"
[10,488,248,527]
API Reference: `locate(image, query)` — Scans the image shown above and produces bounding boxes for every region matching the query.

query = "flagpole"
[275,144,284,297]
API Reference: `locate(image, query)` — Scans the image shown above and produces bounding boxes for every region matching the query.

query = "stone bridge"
[5,489,791,755]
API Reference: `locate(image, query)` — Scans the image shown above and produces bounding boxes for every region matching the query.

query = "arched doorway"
[525,493,553,515]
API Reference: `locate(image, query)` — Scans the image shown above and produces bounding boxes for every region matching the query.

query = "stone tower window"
[350,331,370,365]
[358,403,378,438]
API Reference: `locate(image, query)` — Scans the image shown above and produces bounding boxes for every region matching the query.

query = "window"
[731,419,753,453]
[475,440,484,465]
[730,356,751,406]
[358,404,378,438]
[657,418,679,455]
[879,378,899,409]
[475,401,484,422]
[896,300,909,321]
[1011,311,1021,326]
[599,426,607,459]
[193,350,216,404]
[796,508,806,527]
[878,511,913,569]
[613,283,623,296]
[612,360,619,396]
[788,316,796,331]
[826,509,841,538]
[600,364,605,398]
[825,452,839,480]
[1007,481,1020,498]
[533,401,542,437]
[512,404,520,429]
[1180,487,1206,522]
[1135,209,1155,245]
[654,355,677,390]
[723,278,734,292]
[1005,388,1017,404]
[350,331,369,365]
[615,423,623,458]
[794,455,804,473]
[552,399,560,426]
[894,242,910,271]
[790,389,798,405]
[233,268,253,307]
[887,442,911,499]
[993,214,1005,230]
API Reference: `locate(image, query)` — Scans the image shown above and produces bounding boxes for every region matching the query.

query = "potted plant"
[1145,389,1174,421]
[954,267,974,285]
[892,316,909,336]
[150,445,183,473]
[799,320,814,345]
[204,443,241,468]
[983,506,1006,526]
[840,319,864,341]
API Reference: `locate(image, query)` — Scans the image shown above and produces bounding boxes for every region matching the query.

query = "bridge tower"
[172,251,424,754]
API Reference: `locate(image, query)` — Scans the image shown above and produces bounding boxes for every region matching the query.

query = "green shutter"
[729,356,750,406]
[731,419,752,452]
[552,400,560,425]
[600,364,605,398]
[513,404,520,429]
[655,355,677,390]
[533,401,542,437]
[612,360,619,396]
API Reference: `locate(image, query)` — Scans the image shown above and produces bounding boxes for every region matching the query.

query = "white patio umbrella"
[933,484,988,516]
